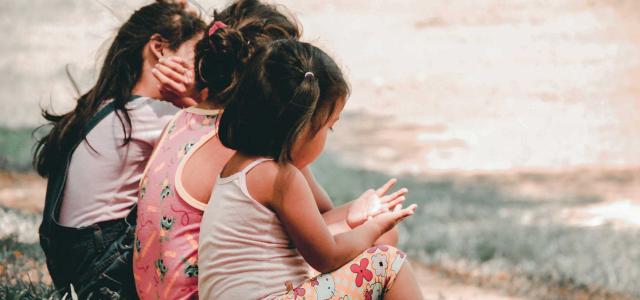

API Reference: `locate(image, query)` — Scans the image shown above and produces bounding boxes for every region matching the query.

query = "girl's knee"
[359,245,408,282]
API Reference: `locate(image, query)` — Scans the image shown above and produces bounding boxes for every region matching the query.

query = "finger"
[380,188,408,203]
[172,97,198,108]
[152,68,187,95]
[400,204,417,216]
[394,204,417,222]
[375,178,397,197]
[160,57,191,76]
[164,56,193,70]
[382,196,405,211]
[155,64,189,85]
[371,197,404,218]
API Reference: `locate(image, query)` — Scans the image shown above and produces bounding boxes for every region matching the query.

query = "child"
[33,2,205,297]
[198,39,423,299]
[132,1,300,299]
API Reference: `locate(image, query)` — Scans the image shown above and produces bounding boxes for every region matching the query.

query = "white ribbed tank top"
[198,158,309,299]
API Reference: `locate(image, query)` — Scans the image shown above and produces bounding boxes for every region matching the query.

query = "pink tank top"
[198,158,310,300]
[133,107,230,300]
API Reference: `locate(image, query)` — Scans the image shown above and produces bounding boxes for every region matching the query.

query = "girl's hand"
[152,56,198,108]
[371,204,417,234]
[346,178,408,228]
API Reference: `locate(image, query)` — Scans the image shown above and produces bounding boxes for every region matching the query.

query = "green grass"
[0,235,53,300]
[0,126,41,173]
[311,153,640,297]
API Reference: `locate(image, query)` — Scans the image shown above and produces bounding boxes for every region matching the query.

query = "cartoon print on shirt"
[140,177,148,199]
[167,120,176,135]
[160,215,175,231]
[177,142,195,161]
[182,257,198,278]
[135,237,141,254]
[155,259,168,281]
[160,179,171,200]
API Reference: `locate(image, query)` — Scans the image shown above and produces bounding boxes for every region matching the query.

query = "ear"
[148,33,168,62]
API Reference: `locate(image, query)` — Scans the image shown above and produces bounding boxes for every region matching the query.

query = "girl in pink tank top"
[133,107,233,299]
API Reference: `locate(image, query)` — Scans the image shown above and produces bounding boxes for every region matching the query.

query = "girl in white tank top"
[198,40,423,299]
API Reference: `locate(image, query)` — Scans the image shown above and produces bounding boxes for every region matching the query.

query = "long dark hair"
[33,1,206,177]
[218,39,350,163]
[194,0,301,107]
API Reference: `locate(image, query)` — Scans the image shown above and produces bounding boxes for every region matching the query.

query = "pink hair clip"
[208,21,227,36]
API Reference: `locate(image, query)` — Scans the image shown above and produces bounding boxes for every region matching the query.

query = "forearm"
[322,202,350,226]
[319,222,384,273]
[327,217,399,247]
[376,227,398,246]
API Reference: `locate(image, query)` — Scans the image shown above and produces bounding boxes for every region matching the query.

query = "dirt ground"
[413,264,525,300]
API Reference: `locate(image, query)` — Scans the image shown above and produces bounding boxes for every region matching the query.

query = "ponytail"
[218,39,350,163]
[278,71,321,162]
[194,0,300,107]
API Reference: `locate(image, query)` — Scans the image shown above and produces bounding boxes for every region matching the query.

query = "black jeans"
[42,215,138,300]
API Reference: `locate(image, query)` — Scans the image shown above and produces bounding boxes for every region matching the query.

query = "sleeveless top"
[133,107,232,300]
[198,158,309,300]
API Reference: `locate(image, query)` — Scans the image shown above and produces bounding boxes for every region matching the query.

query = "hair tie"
[208,21,227,36]
[304,72,315,80]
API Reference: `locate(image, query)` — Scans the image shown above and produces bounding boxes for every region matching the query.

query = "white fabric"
[58,97,179,228]
[198,158,309,300]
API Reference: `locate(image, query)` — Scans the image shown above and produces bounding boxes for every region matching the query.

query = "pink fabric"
[59,97,178,227]
[133,107,227,300]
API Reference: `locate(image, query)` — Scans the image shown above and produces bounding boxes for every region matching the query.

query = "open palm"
[346,178,408,228]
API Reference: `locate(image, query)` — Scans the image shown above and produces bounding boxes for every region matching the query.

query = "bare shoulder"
[245,161,305,204]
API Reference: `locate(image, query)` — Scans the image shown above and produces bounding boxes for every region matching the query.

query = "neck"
[131,60,162,100]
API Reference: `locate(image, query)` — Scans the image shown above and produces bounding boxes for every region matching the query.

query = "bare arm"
[302,166,404,246]
[300,166,334,213]
[270,166,416,273]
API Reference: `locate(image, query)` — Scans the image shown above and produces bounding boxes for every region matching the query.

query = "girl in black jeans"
[33,2,205,298]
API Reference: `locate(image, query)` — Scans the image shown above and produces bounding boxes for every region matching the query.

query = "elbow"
[311,259,339,274]
[306,253,341,274]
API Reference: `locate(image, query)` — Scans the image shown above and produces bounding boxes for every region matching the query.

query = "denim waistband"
[48,218,128,243]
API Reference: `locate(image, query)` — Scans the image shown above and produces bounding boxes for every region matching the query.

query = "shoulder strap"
[82,95,142,133]
[240,158,273,175]
[40,96,143,234]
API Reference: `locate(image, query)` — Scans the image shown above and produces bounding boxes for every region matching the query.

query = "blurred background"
[1,0,639,299]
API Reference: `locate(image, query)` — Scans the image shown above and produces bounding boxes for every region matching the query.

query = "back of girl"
[132,1,300,299]
[199,40,423,299]
[33,1,205,297]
